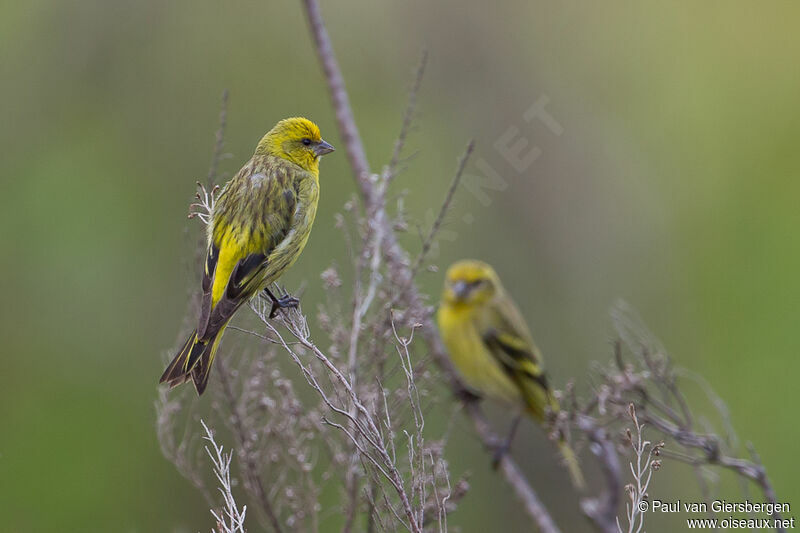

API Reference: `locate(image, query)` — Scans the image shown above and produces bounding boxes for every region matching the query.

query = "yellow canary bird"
[160,117,334,395]
[437,259,584,488]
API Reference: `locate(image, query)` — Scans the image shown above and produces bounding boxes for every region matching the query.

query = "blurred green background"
[1,1,798,531]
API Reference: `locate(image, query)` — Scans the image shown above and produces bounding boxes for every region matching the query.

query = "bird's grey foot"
[264,288,299,318]
[491,414,523,470]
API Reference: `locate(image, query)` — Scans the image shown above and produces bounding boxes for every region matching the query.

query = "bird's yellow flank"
[437,259,584,487]
[160,117,335,395]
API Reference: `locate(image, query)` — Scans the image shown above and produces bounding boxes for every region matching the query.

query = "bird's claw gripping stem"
[491,440,511,469]
[491,414,523,470]
[264,288,300,318]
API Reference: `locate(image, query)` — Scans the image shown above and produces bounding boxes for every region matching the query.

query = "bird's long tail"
[558,438,585,490]
[159,326,225,395]
[523,384,586,489]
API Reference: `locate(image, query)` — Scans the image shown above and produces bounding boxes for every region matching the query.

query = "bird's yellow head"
[442,259,503,306]
[255,117,335,174]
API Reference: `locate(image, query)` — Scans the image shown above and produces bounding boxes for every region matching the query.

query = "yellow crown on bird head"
[256,117,334,172]
[443,259,503,304]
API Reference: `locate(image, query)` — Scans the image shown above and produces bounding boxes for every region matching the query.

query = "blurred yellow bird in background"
[437,259,584,488]
[160,117,334,395]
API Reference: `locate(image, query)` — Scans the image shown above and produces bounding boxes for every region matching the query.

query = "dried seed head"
[320,267,342,288]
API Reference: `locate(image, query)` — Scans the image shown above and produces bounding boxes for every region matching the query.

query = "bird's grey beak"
[452,281,469,300]
[314,139,335,156]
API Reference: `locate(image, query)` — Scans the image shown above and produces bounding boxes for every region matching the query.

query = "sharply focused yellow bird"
[437,259,584,487]
[160,117,334,395]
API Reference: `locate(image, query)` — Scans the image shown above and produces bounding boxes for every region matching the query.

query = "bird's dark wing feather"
[203,252,264,335]
[478,300,554,418]
[482,327,549,392]
[197,243,219,339]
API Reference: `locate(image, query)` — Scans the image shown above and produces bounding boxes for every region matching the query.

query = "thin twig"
[409,140,474,280]
[201,420,248,533]
[217,359,285,533]
[386,50,428,184]
[208,89,229,186]
[578,415,622,533]
[466,400,562,533]
[302,0,371,194]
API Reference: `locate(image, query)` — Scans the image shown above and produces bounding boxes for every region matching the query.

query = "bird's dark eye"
[302,138,312,146]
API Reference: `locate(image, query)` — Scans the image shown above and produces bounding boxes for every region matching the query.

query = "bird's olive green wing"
[197,160,301,340]
[478,298,554,417]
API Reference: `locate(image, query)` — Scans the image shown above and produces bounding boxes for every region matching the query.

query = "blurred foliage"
[1,1,798,531]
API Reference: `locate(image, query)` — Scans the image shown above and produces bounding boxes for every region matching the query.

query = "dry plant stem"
[408,141,474,281]
[155,388,215,507]
[257,314,423,533]
[391,324,428,529]
[208,89,229,186]
[342,216,383,533]
[467,400,562,533]
[302,0,371,194]
[341,468,359,533]
[578,415,622,533]
[382,139,473,318]
[617,405,658,533]
[201,420,248,533]
[386,50,428,183]
[301,2,561,531]
[217,358,285,533]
